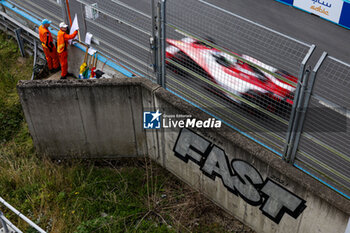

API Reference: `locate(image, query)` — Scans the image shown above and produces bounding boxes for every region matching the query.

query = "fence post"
[60,0,69,26]
[14,28,25,57]
[283,44,315,161]
[288,52,328,163]
[150,0,158,73]
[156,0,167,88]
[31,38,37,80]
[80,2,87,37]
[285,68,310,163]
[160,0,166,88]
[156,1,162,86]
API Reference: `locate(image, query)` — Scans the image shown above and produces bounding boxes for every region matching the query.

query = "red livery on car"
[166,37,297,118]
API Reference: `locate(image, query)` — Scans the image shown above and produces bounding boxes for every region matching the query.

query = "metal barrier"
[0,197,46,233]
[292,54,350,198]
[0,0,349,200]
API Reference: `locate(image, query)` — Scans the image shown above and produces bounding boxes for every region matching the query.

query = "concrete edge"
[16,77,350,215]
[17,78,145,89]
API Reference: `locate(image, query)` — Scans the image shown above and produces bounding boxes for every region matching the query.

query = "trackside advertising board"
[294,0,344,23]
[277,0,350,29]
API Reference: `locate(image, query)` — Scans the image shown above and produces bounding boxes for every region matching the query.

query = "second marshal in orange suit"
[39,19,59,72]
[57,22,78,79]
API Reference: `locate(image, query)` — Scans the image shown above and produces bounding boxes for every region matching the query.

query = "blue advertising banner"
[294,0,344,23]
[339,2,350,28]
[277,0,294,5]
[276,0,350,29]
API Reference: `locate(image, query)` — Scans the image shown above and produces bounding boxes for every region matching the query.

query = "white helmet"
[59,22,68,28]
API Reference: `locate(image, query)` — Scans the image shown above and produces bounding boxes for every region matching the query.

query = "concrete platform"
[46,71,76,80]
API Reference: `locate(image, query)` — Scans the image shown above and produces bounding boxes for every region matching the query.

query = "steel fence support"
[283,44,315,161]
[80,3,87,38]
[289,52,328,163]
[285,68,310,163]
[156,1,162,86]
[151,0,158,73]
[60,0,69,27]
[31,38,37,80]
[283,76,303,160]
[14,28,25,57]
[160,0,166,88]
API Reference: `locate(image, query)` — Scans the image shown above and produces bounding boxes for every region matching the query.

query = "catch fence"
[10,0,63,28]
[292,54,350,198]
[0,0,349,199]
[164,0,314,158]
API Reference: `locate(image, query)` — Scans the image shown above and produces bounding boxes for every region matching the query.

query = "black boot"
[53,67,61,73]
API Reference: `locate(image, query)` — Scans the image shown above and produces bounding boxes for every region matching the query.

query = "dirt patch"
[17,56,26,65]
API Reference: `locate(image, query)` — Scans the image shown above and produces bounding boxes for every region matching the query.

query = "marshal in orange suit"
[57,22,78,79]
[38,19,59,72]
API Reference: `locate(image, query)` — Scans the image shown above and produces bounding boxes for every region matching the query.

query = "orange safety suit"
[38,25,59,70]
[57,29,78,77]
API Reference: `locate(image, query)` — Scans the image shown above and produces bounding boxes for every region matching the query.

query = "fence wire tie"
[296,107,306,113]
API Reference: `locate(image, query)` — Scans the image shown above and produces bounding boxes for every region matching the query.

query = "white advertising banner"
[293,0,344,23]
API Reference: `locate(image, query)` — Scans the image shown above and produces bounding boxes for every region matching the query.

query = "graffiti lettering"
[173,128,306,224]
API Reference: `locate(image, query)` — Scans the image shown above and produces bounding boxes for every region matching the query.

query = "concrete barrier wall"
[17,78,350,233]
[18,79,147,158]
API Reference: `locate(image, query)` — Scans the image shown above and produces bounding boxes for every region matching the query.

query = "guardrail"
[0,0,349,200]
[0,197,46,233]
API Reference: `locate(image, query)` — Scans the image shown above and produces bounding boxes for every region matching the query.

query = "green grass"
[0,32,254,233]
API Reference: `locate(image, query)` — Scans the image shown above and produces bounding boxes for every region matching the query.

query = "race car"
[166,37,297,119]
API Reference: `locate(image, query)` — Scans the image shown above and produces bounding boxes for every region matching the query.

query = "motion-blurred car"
[166,37,297,118]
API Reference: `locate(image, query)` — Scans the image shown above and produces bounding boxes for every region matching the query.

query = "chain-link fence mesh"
[10,0,63,28]
[165,0,314,156]
[74,0,155,80]
[166,0,311,77]
[294,56,350,197]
